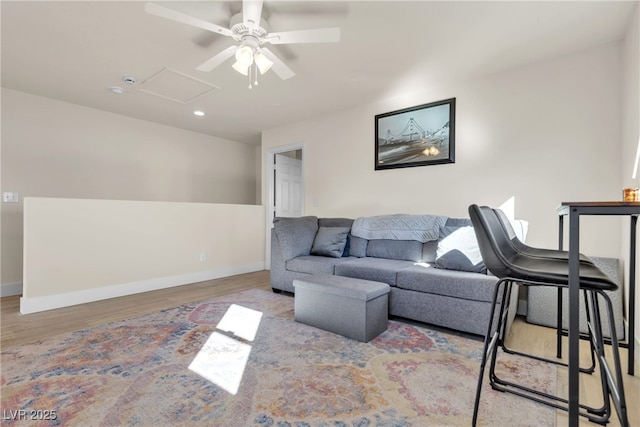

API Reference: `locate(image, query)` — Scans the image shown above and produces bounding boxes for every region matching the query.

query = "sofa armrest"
[270,228,287,291]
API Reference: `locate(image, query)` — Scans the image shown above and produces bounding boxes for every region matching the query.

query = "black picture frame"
[375,98,456,170]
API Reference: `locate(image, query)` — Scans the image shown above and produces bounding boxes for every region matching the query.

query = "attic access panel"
[138,67,220,104]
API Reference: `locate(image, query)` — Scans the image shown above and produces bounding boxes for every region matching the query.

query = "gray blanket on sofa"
[351,214,447,243]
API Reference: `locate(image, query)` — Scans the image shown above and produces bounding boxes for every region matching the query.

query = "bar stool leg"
[472,278,510,427]
[478,284,616,425]
[592,290,629,426]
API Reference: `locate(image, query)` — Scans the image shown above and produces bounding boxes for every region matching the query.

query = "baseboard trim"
[1,282,24,297]
[20,263,265,314]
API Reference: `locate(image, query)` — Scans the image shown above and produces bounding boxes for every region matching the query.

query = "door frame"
[264,142,305,268]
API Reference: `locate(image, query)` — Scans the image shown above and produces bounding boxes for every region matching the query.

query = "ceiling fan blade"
[260,48,295,80]
[267,27,340,45]
[145,2,232,38]
[243,0,264,28]
[196,45,239,72]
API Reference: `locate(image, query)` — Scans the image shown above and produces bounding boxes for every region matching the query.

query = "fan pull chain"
[254,63,259,87]
[248,63,259,89]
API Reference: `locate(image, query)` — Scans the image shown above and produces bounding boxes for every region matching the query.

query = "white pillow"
[435,226,485,273]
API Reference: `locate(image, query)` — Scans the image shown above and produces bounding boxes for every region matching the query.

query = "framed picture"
[375,98,455,170]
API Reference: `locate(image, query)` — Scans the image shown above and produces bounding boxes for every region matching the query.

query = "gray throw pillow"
[310,227,351,258]
[435,226,486,273]
[318,218,354,256]
[273,216,319,260]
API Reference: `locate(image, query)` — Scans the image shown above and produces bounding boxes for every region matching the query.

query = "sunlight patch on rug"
[188,331,251,395]
[216,303,263,341]
[188,304,263,394]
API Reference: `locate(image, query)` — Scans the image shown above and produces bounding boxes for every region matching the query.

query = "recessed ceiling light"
[193,110,205,116]
[110,86,125,95]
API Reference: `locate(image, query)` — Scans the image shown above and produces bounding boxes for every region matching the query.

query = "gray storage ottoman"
[293,274,390,342]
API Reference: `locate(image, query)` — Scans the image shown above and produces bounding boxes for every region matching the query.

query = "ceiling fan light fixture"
[235,45,254,67]
[146,1,342,83]
[232,61,250,76]
[254,52,273,74]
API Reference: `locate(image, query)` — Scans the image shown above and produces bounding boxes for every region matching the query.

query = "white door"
[274,153,302,218]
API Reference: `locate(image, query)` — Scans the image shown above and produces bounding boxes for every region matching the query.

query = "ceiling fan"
[145,1,341,86]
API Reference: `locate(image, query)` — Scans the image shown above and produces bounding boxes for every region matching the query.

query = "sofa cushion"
[422,240,438,263]
[348,235,368,257]
[334,258,414,286]
[396,264,498,302]
[273,216,318,260]
[318,218,354,228]
[435,225,486,273]
[286,256,355,276]
[311,226,351,258]
[366,239,423,262]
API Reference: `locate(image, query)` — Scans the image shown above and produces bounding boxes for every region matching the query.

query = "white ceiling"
[1,1,636,145]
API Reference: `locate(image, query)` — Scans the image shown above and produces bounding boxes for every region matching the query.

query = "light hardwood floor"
[1,270,638,426]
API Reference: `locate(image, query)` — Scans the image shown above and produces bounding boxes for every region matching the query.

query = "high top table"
[557,201,639,427]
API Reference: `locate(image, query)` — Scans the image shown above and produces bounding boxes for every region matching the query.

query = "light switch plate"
[3,192,19,203]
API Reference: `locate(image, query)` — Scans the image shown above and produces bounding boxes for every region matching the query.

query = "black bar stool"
[468,204,628,427]
[492,208,598,374]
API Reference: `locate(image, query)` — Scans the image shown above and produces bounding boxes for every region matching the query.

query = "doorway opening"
[265,143,305,267]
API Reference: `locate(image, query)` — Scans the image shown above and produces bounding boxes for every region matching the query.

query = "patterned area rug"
[1,289,556,426]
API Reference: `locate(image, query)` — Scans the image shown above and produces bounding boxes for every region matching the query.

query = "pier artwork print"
[375,98,455,170]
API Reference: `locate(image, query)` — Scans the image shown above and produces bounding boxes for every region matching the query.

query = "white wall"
[1,88,259,293]
[263,42,624,257]
[21,198,265,313]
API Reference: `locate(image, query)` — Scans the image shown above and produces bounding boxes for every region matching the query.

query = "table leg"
[568,208,580,427]
[558,215,564,358]
[629,215,637,375]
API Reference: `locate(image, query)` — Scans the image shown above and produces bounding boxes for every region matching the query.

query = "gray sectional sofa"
[270,214,519,337]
